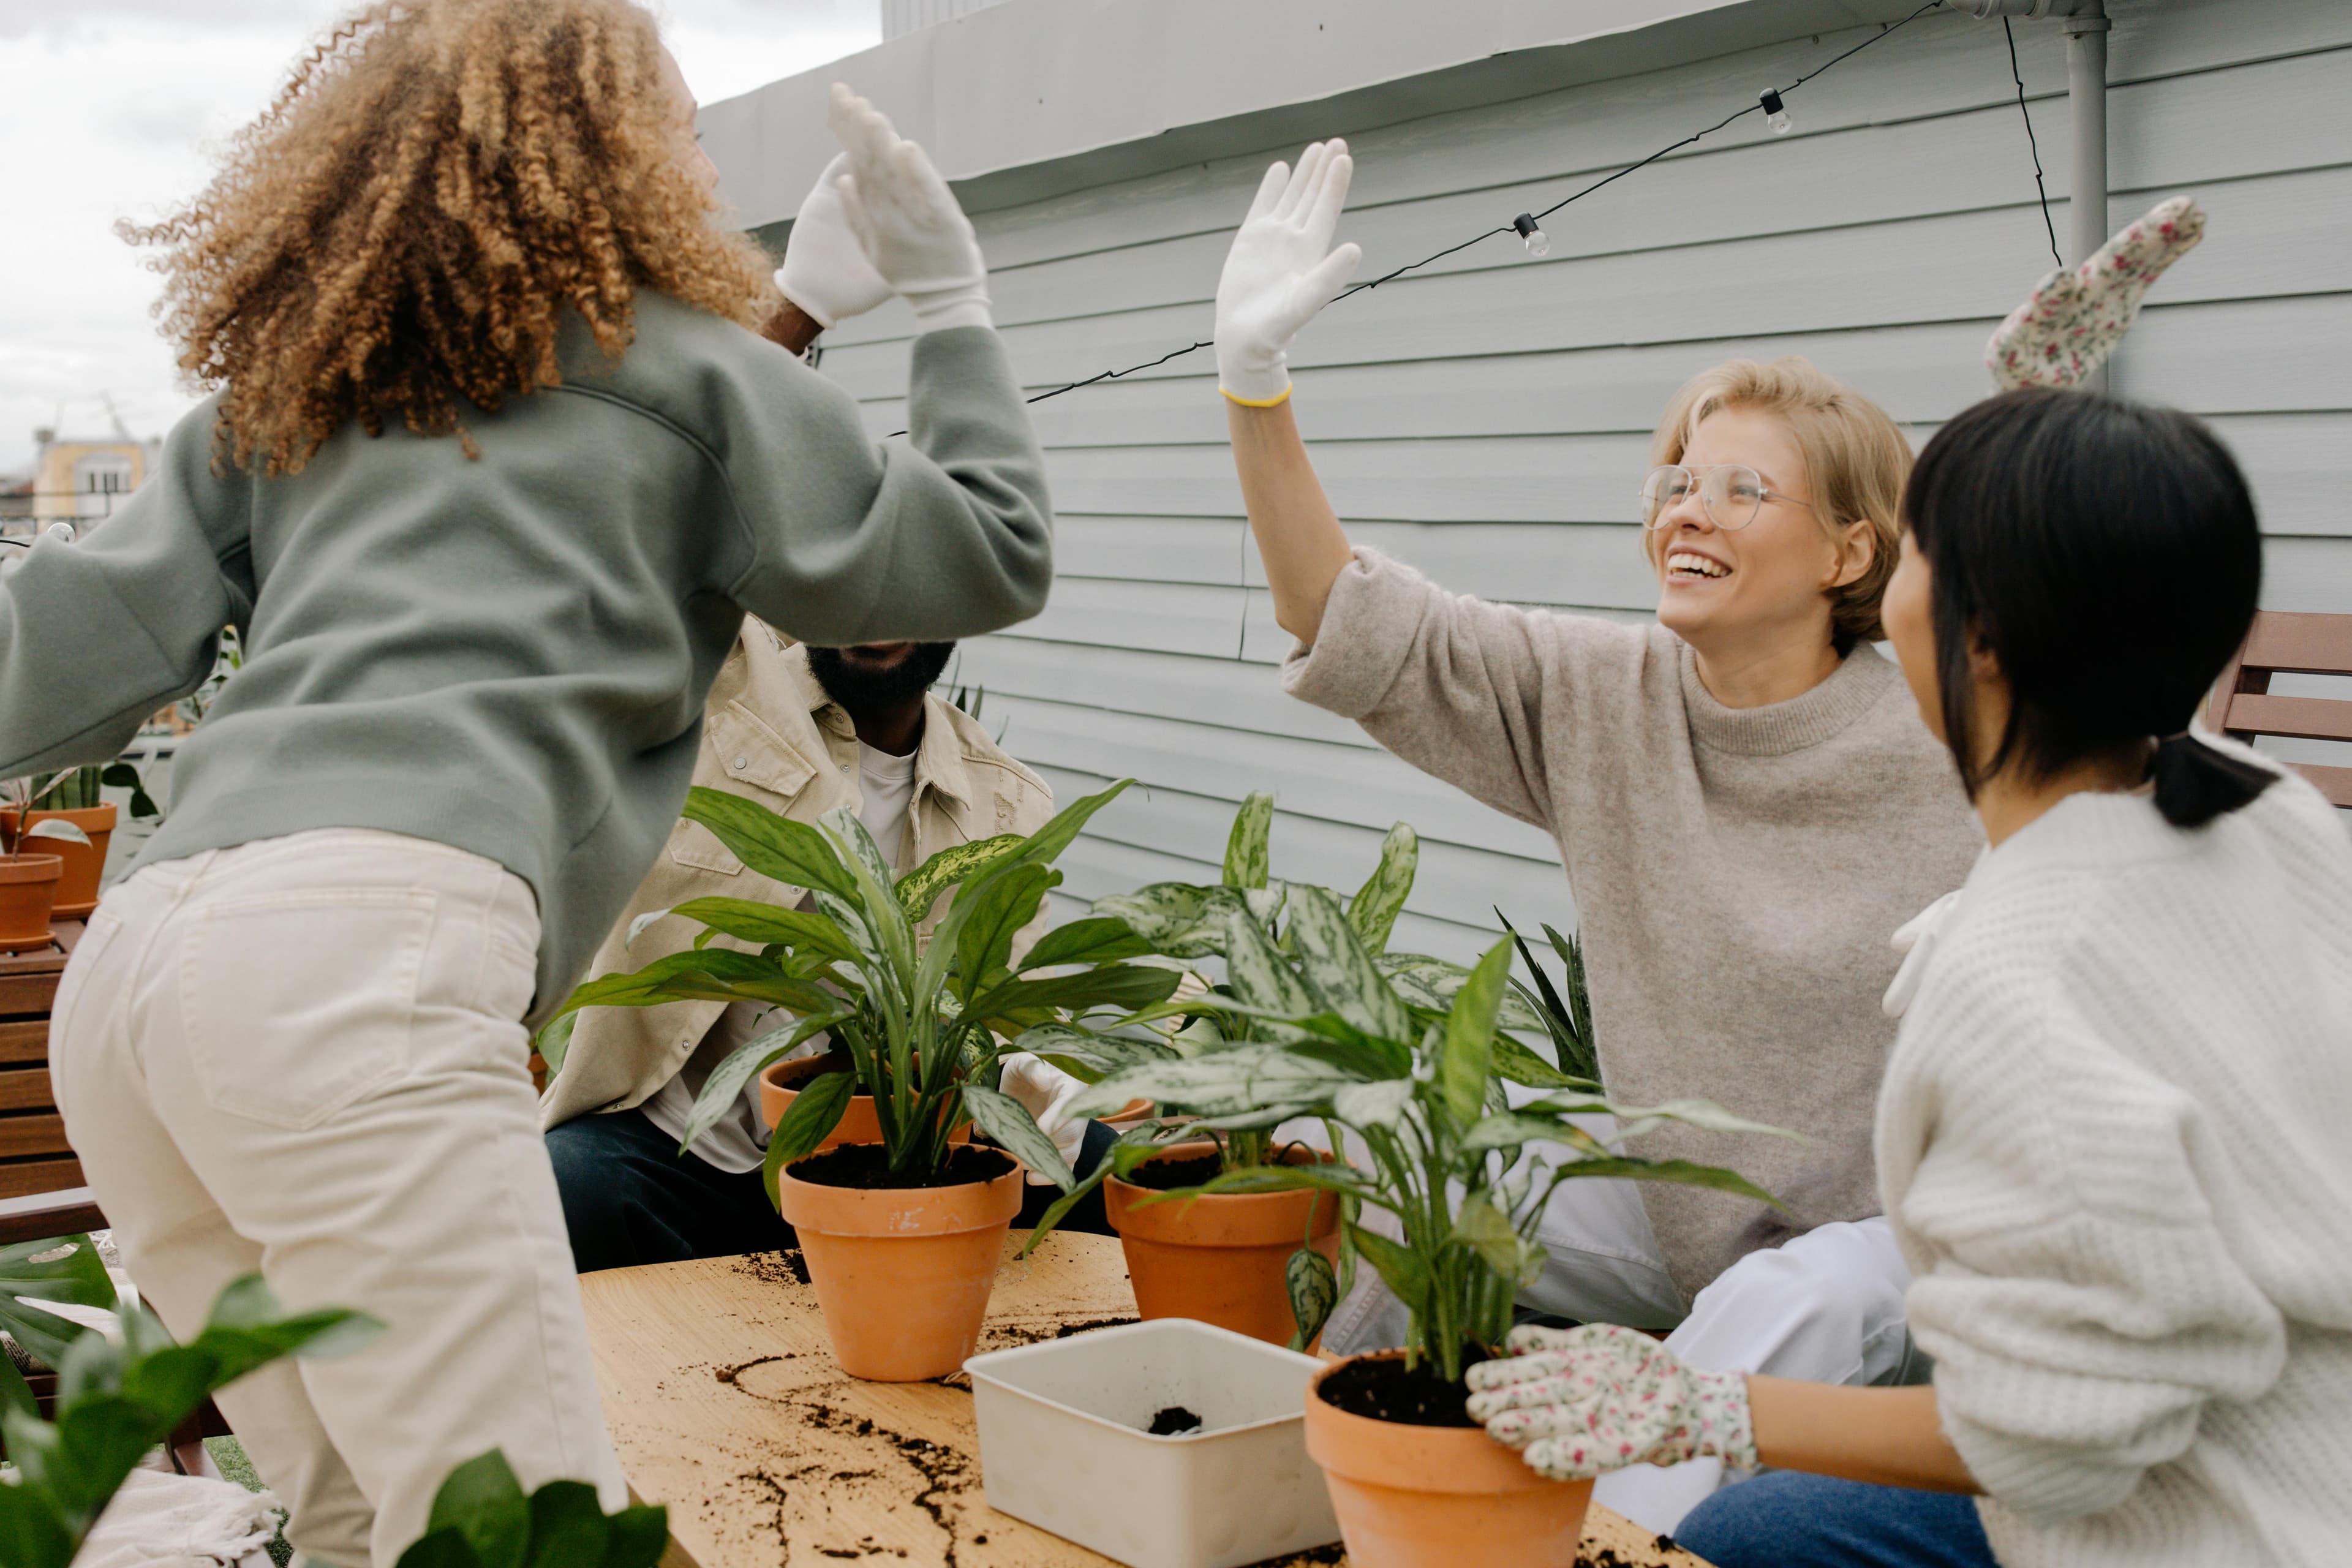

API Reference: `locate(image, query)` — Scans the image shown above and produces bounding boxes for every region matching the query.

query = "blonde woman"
[5,2,1050,1561]
[1215,141,1980,1532]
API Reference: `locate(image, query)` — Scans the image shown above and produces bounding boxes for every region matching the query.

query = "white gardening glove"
[1464,1323,1758,1483]
[1214,140,1362,407]
[825,83,990,333]
[776,153,893,331]
[998,1052,1090,1186]
[1986,195,2205,390]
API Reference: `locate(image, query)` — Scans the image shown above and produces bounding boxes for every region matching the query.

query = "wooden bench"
[2212,610,2352,809]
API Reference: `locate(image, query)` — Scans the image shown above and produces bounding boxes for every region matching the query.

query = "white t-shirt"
[641,741,922,1173]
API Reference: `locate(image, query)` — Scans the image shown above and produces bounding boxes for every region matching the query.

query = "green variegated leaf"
[1283,884,1414,1042]
[682,788,857,900]
[1222,791,1274,891]
[1345,822,1417,956]
[1014,1024,1178,1084]
[556,950,834,1019]
[1286,1247,1337,1351]
[1449,1192,1543,1287]
[624,907,673,949]
[23,820,90,848]
[0,1235,116,1373]
[678,1012,848,1154]
[1545,1155,1781,1209]
[1065,1044,1360,1121]
[1091,883,1243,960]
[670,899,862,965]
[1381,952,1548,1035]
[960,1084,1076,1191]
[968,963,1182,1028]
[1346,1224,1429,1316]
[1461,1111,1579,1155]
[953,864,1055,1001]
[1331,1077,1415,1131]
[762,1070,857,1206]
[1438,939,1511,1129]
[533,1011,577,1077]
[896,834,1022,922]
[1492,1033,1595,1092]
[1521,1093,1798,1143]
[1221,904,1317,1019]
[1016,918,1151,971]
[821,806,915,982]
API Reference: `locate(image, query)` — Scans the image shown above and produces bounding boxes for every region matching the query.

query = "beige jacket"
[541,623,1055,1129]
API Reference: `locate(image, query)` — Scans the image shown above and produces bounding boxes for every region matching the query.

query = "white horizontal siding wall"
[815,0,2352,957]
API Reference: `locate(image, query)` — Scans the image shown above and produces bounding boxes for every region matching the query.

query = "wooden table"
[581,1232,1714,1568]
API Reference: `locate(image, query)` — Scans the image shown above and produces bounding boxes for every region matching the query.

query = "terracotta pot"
[775,1147,1025,1381]
[1099,1097,1155,1127]
[1304,1353,1591,1567]
[0,856,64,954]
[1104,1140,1341,1348]
[758,1056,973,1155]
[1,805,115,921]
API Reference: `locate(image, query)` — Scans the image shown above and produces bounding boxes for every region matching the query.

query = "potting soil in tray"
[786,1143,1014,1189]
[1144,1404,1204,1435]
[1316,1349,1494,1428]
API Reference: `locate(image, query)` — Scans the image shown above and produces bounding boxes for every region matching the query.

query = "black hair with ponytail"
[1903,387,2274,829]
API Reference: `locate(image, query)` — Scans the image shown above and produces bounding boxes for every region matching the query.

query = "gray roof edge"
[705,0,1933,239]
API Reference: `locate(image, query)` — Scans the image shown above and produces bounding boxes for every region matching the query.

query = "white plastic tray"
[965,1317,1342,1568]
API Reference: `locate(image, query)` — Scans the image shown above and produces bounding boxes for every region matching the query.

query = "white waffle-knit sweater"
[1877,749,2352,1567]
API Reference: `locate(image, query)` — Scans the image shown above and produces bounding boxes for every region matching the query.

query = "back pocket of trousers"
[183,888,435,1131]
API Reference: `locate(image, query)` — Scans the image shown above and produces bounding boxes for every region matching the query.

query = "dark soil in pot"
[1122,1151,1225,1190]
[1315,1348,1494,1428]
[787,1143,1014,1191]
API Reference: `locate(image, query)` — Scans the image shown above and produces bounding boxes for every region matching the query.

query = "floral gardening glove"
[1986,195,2205,390]
[1463,1323,1757,1483]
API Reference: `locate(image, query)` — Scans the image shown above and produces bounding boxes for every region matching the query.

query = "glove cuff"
[776,285,839,333]
[906,281,992,334]
[1687,1366,1759,1471]
[1216,349,1292,408]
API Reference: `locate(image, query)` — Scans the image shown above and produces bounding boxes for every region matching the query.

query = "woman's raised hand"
[1215,141,1363,407]
[825,83,990,333]
[1986,195,2206,390]
[776,153,894,331]
[1464,1322,1758,1482]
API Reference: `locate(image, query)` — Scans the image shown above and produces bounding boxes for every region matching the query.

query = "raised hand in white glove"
[1464,1323,1757,1483]
[1214,140,1362,407]
[998,1052,1091,1186]
[1986,195,2205,390]
[826,82,990,333]
[776,153,893,331]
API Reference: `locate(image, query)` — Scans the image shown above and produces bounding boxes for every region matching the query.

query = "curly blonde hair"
[125,0,780,475]
[1649,357,1913,648]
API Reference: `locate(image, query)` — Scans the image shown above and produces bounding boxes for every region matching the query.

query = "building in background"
[17,396,153,535]
[703,0,2352,958]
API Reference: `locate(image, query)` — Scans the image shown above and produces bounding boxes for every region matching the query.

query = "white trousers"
[51,831,627,1567]
[1321,1151,1915,1539]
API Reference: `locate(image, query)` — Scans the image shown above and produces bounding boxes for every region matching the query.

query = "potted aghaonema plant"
[1063,900,1785,1566]
[554,780,1182,1381]
[0,773,98,951]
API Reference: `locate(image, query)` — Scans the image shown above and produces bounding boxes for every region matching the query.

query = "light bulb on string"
[1759,89,1792,136]
[1512,214,1550,257]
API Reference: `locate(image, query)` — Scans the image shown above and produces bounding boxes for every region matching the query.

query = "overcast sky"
[0,0,878,475]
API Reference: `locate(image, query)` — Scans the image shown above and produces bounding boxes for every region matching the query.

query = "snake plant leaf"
[0,1235,116,1373]
[1016,917,1151,971]
[960,1084,1076,1193]
[1222,791,1274,891]
[1345,1224,1429,1317]
[965,962,1181,1029]
[681,788,858,900]
[669,899,863,966]
[1544,922,1597,1061]
[1331,1077,1415,1131]
[762,1069,858,1205]
[1437,939,1511,1129]
[21,820,90,848]
[1286,1247,1337,1351]
[677,1012,849,1155]
[952,864,1055,1003]
[1283,885,1414,1043]
[1345,821,1417,956]
[895,834,1022,924]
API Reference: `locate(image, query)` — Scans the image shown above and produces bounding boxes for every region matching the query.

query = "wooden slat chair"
[0,921,230,1476]
[2211,611,2352,809]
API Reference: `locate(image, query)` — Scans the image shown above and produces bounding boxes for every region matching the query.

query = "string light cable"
[2002,15,2066,271]
[968,0,1954,418]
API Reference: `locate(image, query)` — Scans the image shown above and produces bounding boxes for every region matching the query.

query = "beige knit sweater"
[1284,549,1981,1302]
[1881,753,2352,1566]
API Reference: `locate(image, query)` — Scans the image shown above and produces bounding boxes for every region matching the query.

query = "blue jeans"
[1674,1472,1999,1568]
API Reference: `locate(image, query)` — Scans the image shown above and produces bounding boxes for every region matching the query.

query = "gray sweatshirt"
[0,298,1051,1019]
[1285,549,1981,1303]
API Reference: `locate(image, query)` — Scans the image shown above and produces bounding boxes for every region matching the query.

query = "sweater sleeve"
[1890,940,2290,1525]
[0,402,251,778]
[715,325,1052,647]
[1280,548,1648,831]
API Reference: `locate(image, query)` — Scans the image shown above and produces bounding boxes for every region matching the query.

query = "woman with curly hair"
[1,1,1050,1559]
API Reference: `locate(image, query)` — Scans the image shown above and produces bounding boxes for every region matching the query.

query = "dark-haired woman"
[1458,387,2352,1568]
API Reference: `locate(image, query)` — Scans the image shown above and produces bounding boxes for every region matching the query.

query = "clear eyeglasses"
[1639,464,1816,532]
